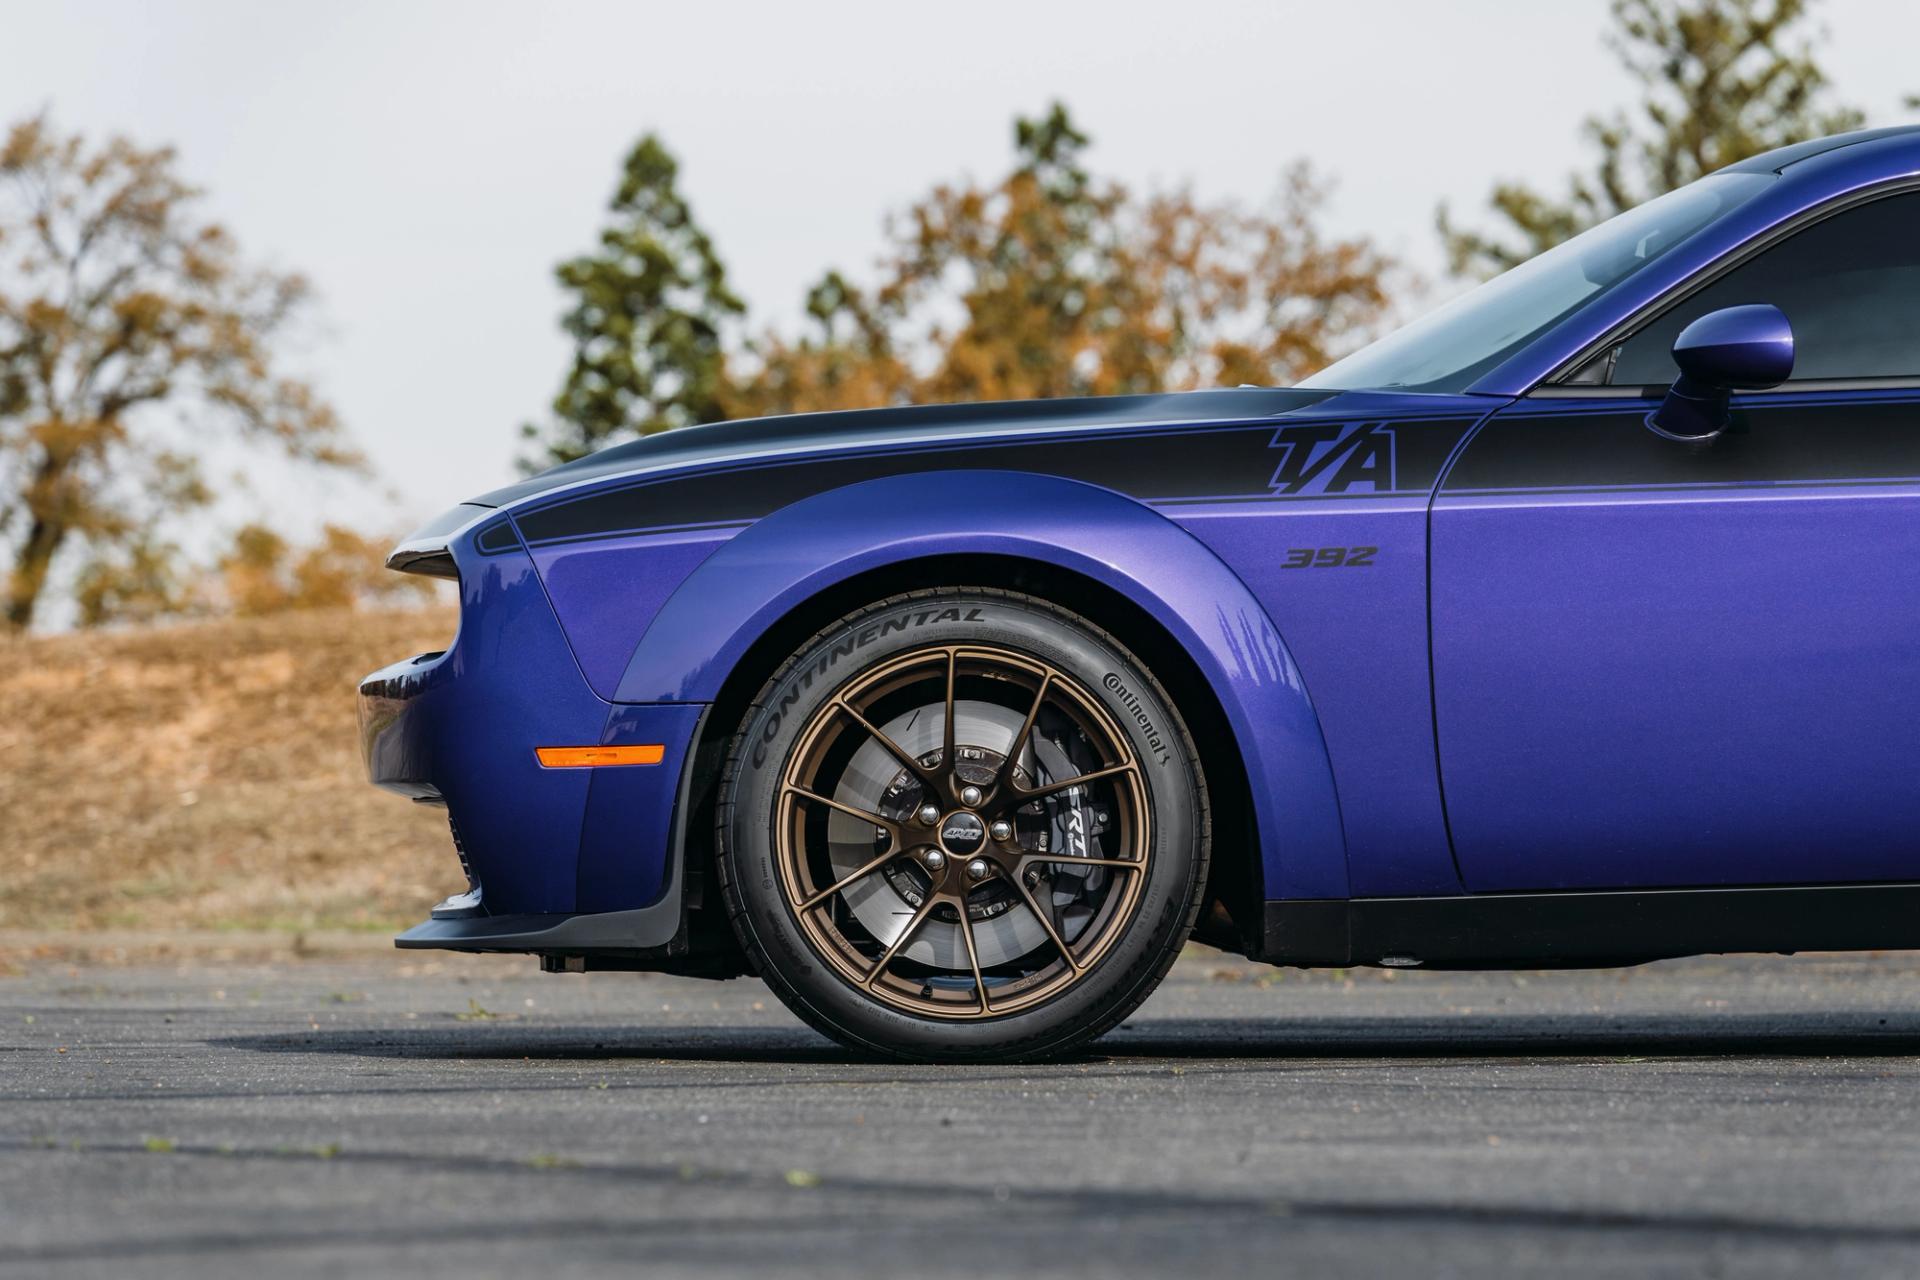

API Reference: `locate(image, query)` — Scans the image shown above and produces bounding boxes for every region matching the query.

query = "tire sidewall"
[724,592,1201,1059]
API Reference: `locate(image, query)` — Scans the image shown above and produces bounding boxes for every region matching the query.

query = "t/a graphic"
[1268,423,1397,495]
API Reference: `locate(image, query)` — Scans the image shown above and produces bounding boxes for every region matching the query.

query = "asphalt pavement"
[3,945,1919,1278]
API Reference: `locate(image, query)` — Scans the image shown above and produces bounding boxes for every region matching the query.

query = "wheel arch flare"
[619,469,1350,901]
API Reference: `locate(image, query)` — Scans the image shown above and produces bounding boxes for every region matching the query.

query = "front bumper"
[358,650,454,801]
[357,516,705,925]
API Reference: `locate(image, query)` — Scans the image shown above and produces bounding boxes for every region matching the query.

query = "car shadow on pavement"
[215,1009,1920,1065]
[1099,1012,1920,1060]
[216,1024,855,1063]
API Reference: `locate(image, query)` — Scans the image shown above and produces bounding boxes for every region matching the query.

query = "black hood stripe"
[511,413,1486,547]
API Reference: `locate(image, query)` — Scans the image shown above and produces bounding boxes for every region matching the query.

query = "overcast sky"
[4,0,1917,533]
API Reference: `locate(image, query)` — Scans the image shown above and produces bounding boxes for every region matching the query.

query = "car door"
[1430,186,1920,892]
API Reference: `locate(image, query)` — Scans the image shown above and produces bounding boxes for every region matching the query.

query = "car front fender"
[615,469,1349,899]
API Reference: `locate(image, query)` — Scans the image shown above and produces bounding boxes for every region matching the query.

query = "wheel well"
[675,553,1266,962]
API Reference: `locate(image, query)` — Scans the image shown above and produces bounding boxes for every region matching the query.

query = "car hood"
[469,387,1339,509]
[393,384,1505,570]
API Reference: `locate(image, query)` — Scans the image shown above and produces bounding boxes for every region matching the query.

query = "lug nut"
[966,858,990,881]
[924,850,947,872]
[960,785,984,807]
[917,803,941,825]
[989,819,1013,841]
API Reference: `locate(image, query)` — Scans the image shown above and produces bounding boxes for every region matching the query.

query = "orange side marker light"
[535,744,666,768]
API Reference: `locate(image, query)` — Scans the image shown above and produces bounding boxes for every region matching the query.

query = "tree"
[725,103,1397,418]
[883,103,1142,401]
[0,114,356,631]
[521,135,744,470]
[216,522,435,618]
[216,522,292,617]
[1439,0,1869,275]
[70,529,199,628]
[1130,166,1399,391]
[721,270,916,419]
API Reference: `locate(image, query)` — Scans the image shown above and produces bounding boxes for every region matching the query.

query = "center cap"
[937,811,987,856]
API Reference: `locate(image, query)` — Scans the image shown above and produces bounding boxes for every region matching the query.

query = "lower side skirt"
[1264,882,1920,968]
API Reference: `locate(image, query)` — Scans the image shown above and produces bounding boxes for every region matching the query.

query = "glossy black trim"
[385,547,457,579]
[475,519,522,554]
[1263,883,1920,968]
[650,703,706,935]
[385,512,518,577]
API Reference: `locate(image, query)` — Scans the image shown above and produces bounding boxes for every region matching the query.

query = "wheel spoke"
[835,701,937,788]
[1012,875,1085,973]
[940,648,958,780]
[1009,760,1138,805]
[797,845,903,912]
[1001,670,1052,787]
[864,894,942,988]
[952,894,990,1015]
[783,784,899,841]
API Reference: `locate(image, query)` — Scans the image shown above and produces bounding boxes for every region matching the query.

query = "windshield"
[1300,172,1777,393]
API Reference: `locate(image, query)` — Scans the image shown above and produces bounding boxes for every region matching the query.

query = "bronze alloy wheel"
[775,644,1150,1019]
[720,588,1207,1061]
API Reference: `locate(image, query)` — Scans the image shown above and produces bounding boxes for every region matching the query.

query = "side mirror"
[1646,304,1794,441]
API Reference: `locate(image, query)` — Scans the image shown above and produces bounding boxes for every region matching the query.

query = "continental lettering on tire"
[1102,672,1170,766]
[1268,423,1398,495]
[750,606,984,767]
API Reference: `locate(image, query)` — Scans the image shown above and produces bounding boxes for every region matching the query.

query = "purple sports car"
[361,126,1920,1060]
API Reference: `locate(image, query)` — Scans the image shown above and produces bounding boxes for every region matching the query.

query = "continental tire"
[716,588,1209,1062]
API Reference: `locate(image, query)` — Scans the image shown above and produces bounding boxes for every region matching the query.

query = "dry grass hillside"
[0,607,462,931]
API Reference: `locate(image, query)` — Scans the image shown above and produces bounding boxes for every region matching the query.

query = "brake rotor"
[824,700,1044,969]
[818,696,1120,972]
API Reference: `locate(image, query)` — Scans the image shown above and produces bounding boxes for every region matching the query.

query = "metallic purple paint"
[575,702,704,910]
[1435,402,1920,892]
[529,528,734,699]
[361,522,607,914]
[1174,495,1461,897]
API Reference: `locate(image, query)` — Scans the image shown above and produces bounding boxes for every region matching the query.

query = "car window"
[1299,173,1774,394]
[1605,190,1920,385]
